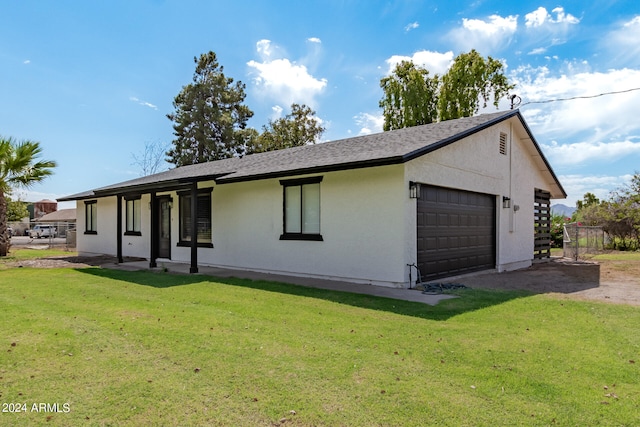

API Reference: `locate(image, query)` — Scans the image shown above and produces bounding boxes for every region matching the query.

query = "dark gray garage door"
[417,185,496,281]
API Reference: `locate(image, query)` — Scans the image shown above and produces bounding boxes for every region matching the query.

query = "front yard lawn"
[0,261,638,426]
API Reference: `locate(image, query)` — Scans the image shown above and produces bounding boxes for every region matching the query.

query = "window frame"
[124,196,142,236]
[84,200,97,235]
[279,176,323,241]
[177,188,213,248]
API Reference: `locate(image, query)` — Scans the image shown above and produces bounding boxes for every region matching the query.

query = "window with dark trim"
[177,188,213,248]
[280,176,323,241]
[125,196,142,236]
[84,200,97,234]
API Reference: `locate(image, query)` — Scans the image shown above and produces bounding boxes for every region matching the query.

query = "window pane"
[86,203,97,232]
[285,186,301,233]
[302,183,320,234]
[180,195,191,241]
[133,199,141,232]
[126,200,134,231]
[197,196,211,243]
[180,193,212,243]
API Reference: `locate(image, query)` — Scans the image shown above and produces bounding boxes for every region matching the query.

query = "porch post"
[149,191,157,268]
[189,182,198,273]
[116,194,123,263]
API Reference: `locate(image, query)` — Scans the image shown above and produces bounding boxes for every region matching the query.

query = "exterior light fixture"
[409,181,421,199]
[502,196,511,209]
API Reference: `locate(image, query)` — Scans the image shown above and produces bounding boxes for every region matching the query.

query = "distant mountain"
[551,203,576,217]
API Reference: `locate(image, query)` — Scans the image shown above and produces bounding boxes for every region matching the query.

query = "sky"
[1,0,639,209]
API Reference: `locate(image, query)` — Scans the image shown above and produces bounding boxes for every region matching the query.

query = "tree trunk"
[0,191,7,256]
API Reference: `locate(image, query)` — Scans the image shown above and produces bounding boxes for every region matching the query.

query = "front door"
[158,197,171,259]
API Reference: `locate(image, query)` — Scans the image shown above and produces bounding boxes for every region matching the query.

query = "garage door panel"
[423,245,494,262]
[417,185,496,281]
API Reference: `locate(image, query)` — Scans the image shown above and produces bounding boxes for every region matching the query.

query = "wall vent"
[499,132,507,155]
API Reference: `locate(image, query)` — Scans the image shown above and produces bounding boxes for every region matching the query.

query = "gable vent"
[499,132,507,155]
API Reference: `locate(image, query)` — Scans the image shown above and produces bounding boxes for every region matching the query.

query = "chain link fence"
[8,221,76,238]
[563,223,606,260]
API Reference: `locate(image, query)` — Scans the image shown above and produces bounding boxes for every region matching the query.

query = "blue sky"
[1,1,639,208]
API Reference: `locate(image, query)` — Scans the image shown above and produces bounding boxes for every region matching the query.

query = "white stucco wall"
[76,167,408,287]
[75,194,153,258]
[75,196,118,256]
[182,166,408,287]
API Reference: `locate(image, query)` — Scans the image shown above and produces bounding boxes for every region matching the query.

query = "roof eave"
[59,173,234,201]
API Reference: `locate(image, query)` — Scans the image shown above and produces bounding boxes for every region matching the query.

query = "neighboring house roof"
[35,208,77,222]
[60,110,566,201]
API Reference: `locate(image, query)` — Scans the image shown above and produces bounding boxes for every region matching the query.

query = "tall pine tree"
[166,52,253,166]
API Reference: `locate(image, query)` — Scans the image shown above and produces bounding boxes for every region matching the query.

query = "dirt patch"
[9,255,145,269]
[447,257,640,306]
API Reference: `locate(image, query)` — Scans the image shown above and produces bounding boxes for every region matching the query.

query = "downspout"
[509,122,515,233]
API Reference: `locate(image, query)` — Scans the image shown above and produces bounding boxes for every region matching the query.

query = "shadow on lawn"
[77,268,532,321]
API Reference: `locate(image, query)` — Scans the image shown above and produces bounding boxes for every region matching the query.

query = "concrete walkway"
[104,260,455,306]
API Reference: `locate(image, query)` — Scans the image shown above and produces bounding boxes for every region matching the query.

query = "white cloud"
[541,139,640,166]
[353,112,384,136]
[525,7,580,28]
[528,47,547,55]
[247,39,327,108]
[307,37,321,44]
[23,59,31,64]
[551,7,580,24]
[270,105,283,120]
[605,16,640,66]
[405,22,419,32]
[524,7,548,28]
[623,16,640,28]
[129,96,157,110]
[557,174,635,205]
[255,39,275,60]
[513,66,640,142]
[385,50,454,75]
[520,7,580,54]
[449,14,518,53]
[514,64,640,204]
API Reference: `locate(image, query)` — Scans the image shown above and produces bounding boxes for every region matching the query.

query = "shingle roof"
[35,208,76,222]
[60,110,566,200]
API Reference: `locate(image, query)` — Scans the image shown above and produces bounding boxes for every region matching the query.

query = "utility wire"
[518,87,640,107]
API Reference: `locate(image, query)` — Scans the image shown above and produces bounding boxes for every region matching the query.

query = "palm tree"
[0,137,57,256]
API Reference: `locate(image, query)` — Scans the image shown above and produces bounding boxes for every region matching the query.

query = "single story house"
[60,110,565,288]
[34,208,77,238]
[35,208,77,224]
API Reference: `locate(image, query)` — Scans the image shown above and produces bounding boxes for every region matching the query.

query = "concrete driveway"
[9,235,68,247]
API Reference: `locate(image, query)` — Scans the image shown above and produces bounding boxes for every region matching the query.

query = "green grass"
[0,260,639,425]
[591,251,640,261]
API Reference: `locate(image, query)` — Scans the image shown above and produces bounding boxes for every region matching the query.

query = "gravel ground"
[444,257,640,306]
